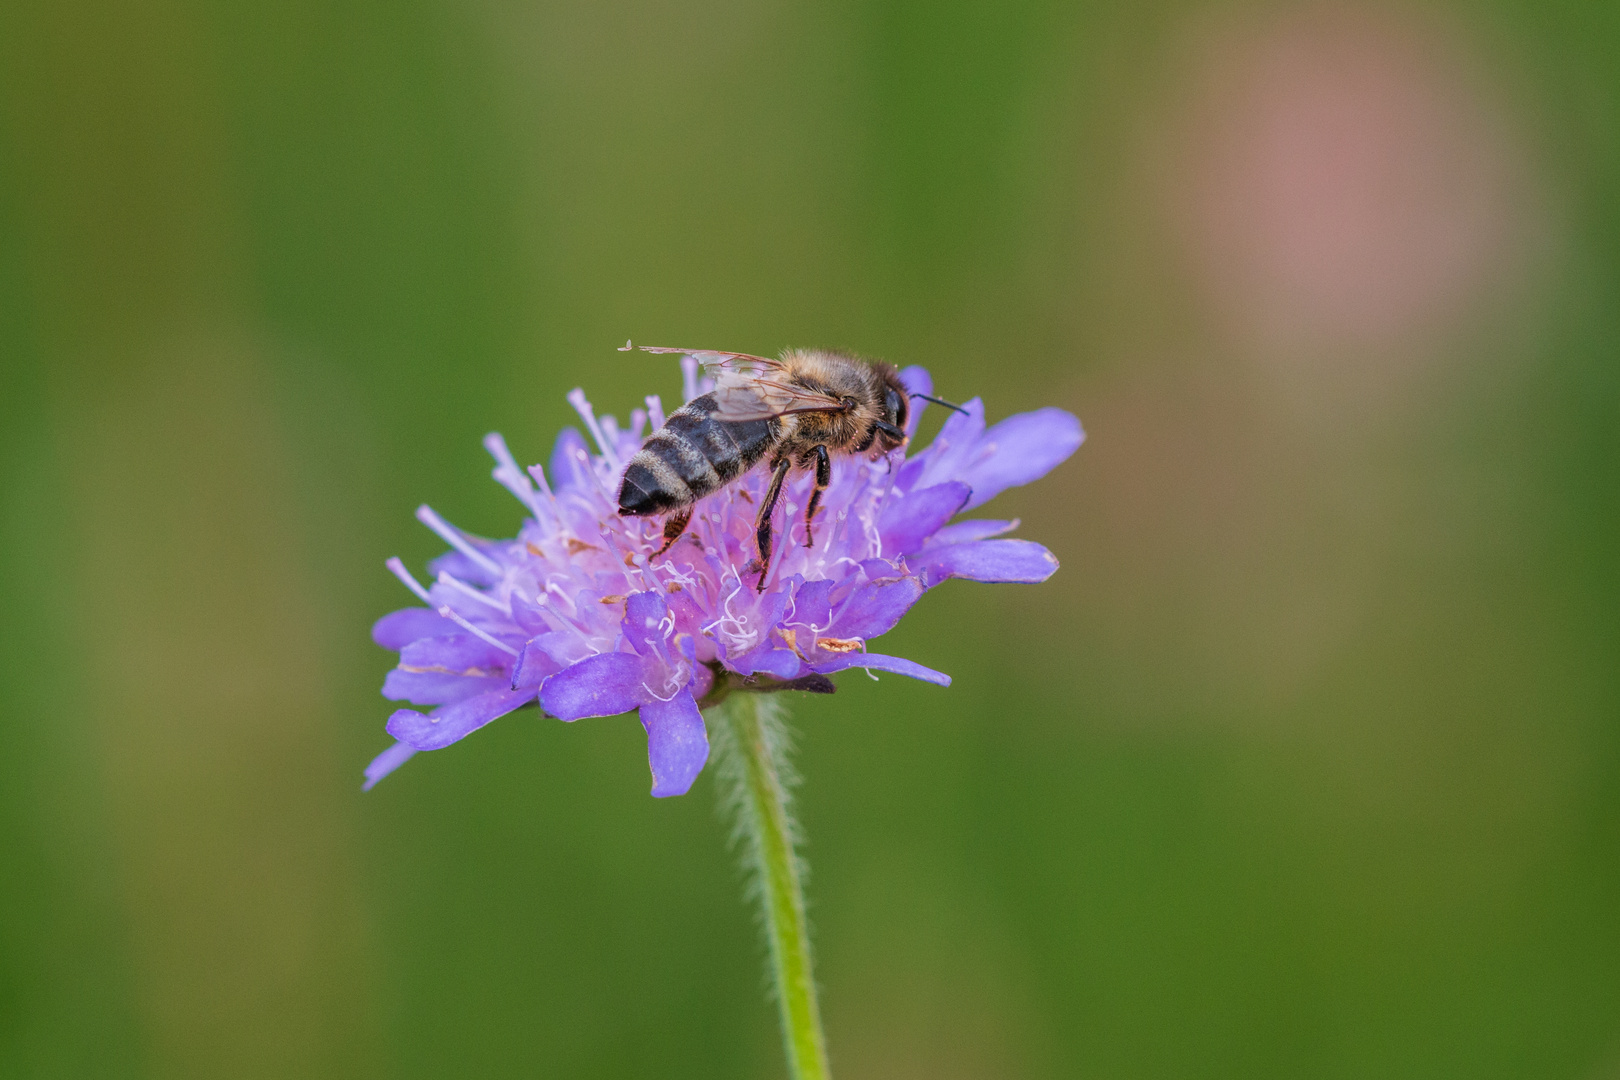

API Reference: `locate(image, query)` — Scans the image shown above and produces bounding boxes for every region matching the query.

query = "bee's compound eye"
[886,388,906,428]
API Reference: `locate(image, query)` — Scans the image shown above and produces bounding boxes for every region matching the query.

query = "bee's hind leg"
[755,458,791,591]
[802,445,830,548]
[653,506,692,556]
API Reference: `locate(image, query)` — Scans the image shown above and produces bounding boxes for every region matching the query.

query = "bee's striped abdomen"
[618,393,776,516]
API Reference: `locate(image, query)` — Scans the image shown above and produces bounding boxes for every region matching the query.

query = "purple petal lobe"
[745,647,804,680]
[373,607,454,649]
[639,692,709,797]
[812,651,952,687]
[549,427,593,492]
[899,366,933,437]
[899,365,933,398]
[382,668,505,705]
[901,398,986,490]
[363,740,418,790]
[386,687,535,751]
[958,408,1083,510]
[533,630,594,669]
[857,558,906,583]
[401,632,512,673]
[428,547,502,587]
[510,637,565,691]
[921,539,1059,585]
[785,578,834,631]
[932,518,1019,544]
[718,589,792,675]
[879,481,971,556]
[830,576,926,641]
[622,591,670,656]
[509,592,551,635]
[540,651,652,720]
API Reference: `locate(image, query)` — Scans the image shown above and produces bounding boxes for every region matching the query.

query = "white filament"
[415,505,503,576]
[386,557,433,604]
[436,606,520,657]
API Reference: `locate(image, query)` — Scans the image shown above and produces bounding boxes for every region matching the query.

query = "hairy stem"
[710,693,831,1080]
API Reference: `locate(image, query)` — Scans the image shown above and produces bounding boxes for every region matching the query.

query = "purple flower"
[367,360,1082,796]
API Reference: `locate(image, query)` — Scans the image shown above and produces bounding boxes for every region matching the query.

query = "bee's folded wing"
[709,373,847,421]
[624,345,847,421]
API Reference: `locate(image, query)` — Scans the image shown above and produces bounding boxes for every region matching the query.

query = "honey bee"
[616,344,964,590]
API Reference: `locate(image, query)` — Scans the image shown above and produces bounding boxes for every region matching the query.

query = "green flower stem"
[711,692,831,1080]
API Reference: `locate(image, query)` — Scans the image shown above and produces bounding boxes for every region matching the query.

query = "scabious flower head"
[368,359,1082,796]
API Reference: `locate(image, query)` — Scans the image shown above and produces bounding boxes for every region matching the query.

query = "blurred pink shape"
[1178,5,1531,355]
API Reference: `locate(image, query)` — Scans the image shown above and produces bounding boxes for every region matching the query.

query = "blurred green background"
[3,0,1619,1076]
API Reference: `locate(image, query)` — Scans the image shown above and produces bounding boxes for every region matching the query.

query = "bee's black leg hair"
[755,457,791,591]
[803,445,830,548]
[653,505,692,556]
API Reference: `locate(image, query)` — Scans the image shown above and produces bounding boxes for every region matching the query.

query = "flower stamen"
[436,605,520,657]
[437,571,511,613]
[386,556,434,604]
[567,388,622,472]
[416,505,503,577]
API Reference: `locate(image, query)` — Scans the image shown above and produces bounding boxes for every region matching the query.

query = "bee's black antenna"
[911,392,970,416]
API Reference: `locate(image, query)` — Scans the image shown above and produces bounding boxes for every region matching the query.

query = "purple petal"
[639,692,710,797]
[857,558,906,583]
[363,740,418,790]
[931,518,1019,544]
[386,687,536,751]
[829,576,926,641]
[373,607,454,649]
[540,651,653,720]
[811,651,952,687]
[919,539,1059,585]
[549,427,594,492]
[382,668,505,705]
[900,398,987,491]
[532,630,595,669]
[742,647,804,680]
[878,481,971,556]
[509,592,552,635]
[400,632,513,673]
[958,408,1083,510]
[899,366,933,437]
[784,577,834,631]
[718,588,793,675]
[510,636,567,691]
[899,365,933,398]
[622,591,670,657]
[686,656,716,701]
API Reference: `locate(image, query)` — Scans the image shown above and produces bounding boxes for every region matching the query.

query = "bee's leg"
[652,505,692,556]
[755,457,791,591]
[802,445,830,548]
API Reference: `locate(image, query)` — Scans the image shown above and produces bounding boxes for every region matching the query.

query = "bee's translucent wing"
[621,344,783,371]
[623,344,847,421]
[709,374,847,421]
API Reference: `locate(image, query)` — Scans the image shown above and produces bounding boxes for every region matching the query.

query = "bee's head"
[875,367,911,453]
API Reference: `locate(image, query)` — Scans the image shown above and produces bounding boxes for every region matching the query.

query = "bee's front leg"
[802,445,830,548]
[755,458,792,591]
[652,505,692,556]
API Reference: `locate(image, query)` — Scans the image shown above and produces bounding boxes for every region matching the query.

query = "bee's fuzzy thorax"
[772,349,901,462]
